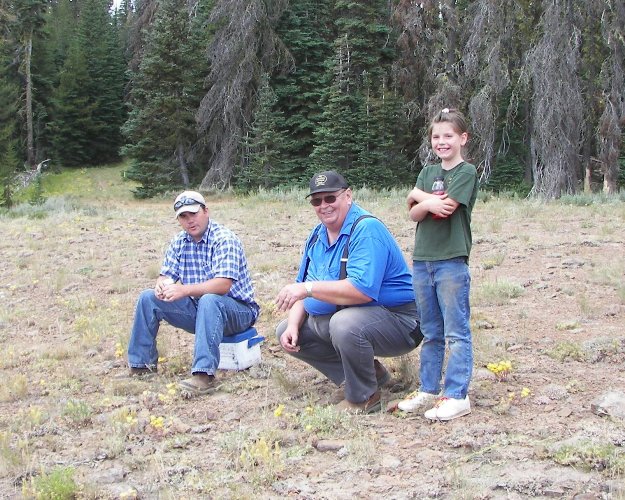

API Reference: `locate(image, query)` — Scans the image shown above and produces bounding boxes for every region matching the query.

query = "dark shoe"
[178,374,217,398]
[335,390,381,414]
[130,367,157,377]
[374,359,391,387]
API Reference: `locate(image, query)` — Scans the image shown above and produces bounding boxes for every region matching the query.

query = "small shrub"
[551,440,625,477]
[481,252,506,270]
[22,466,77,499]
[237,436,284,486]
[547,341,585,362]
[473,280,524,306]
[0,374,28,402]
[296,405,353,436]
[62,399,92,426]
[555,320,581,331]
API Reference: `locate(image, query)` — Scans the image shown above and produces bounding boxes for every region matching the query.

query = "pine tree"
[310,0,405,186]
[79,0,126,164]
[0,47,20,207]
[235,73,289,191]
[122,0,209,197]
[13,0,47,168]
[271,0,334,184]
[48,40,96,167]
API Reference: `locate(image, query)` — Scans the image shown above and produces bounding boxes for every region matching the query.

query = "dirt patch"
[0,194,624,498]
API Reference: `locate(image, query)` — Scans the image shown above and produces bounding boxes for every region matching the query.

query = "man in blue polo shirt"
[126,190,260,397]
[275,171,422,413]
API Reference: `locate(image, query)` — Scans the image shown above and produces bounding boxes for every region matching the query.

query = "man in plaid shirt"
[126,191,259,397]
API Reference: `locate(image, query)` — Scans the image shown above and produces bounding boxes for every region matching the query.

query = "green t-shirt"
[412,162,479,261]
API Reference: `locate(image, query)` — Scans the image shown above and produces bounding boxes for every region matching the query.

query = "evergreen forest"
[1,0,624,201]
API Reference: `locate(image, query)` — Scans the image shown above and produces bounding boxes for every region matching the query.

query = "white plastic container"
[218,327,264,371]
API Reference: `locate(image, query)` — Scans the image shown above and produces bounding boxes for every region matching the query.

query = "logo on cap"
[314,174,328,187]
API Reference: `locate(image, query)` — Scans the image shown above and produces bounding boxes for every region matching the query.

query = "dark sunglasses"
[174,196,205,211]
[309,189,346,207]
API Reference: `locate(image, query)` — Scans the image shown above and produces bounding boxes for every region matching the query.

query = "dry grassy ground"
[0,168,624,499]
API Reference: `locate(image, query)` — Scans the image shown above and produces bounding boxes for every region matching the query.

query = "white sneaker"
[424,396,471,421]
[397,391,438,412]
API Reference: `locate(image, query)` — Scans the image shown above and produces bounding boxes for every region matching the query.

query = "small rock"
[474,368,496,381]
[474,320,494,329]
[314,440,345,452]
[557,407,572,418]
[91,467,127,485]
[604,304,622,317]
[541,384,569,401]
[190,425,212,433]
[506,344,524,352]
[544,487,565,497]
[591,391,625,419]
[381,455,402,468]
[561,258,585,268]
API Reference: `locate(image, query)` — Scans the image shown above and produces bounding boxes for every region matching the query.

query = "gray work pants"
[275,302,421,404]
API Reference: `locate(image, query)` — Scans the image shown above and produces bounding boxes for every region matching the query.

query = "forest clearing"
[0,167,624,498]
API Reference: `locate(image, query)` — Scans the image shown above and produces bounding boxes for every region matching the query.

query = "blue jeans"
[412,258,472,399]
[128,289,257,375]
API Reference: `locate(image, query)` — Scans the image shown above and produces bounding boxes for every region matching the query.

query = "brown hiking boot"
[374,359,391,387]
[335,390,381,414]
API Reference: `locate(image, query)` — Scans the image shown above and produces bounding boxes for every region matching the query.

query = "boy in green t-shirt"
[399,108,479,421]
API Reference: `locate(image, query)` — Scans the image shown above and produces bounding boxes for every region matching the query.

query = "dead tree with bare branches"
[196,0,291,190]
[596,1,625,194]
[526,1,584,199]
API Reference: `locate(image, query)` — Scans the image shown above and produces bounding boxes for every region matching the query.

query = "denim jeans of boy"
[127,289,256,375]
[412,257,472,399]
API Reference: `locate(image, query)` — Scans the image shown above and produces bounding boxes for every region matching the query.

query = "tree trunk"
[176,143,190,187]
[24,31,35,169]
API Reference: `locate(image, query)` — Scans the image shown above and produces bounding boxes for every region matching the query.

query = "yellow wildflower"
[274,404,285,417]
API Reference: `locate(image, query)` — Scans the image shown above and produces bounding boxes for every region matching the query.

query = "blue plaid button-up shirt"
[160,220,259,319]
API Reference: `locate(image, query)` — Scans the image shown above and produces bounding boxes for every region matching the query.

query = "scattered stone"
[541,384,569,401]
[190,425,212,434]
[61,283,81,293]
[380,455,402,468]
[580,240,599,247]
[506,344,525,352]
[314,440,346,452]
[561,258,585,268]
[474,368,496,381]
[474,319,494,329]
[544,486,565,497]
[590,391,625,420]
[90,467,127,485]
[336,447,349,458]
[169,417,191,433]
[105,484,138,498]
[603,304,622,317]
[546,263,558,269]
[557,407,572,418]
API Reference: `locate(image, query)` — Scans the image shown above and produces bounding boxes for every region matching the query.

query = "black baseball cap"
[307,171,349,197]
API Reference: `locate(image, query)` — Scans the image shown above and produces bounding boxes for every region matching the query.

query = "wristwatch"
[304,282,314,298]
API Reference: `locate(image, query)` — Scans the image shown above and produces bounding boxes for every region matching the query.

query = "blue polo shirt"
[296,204,415,316]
